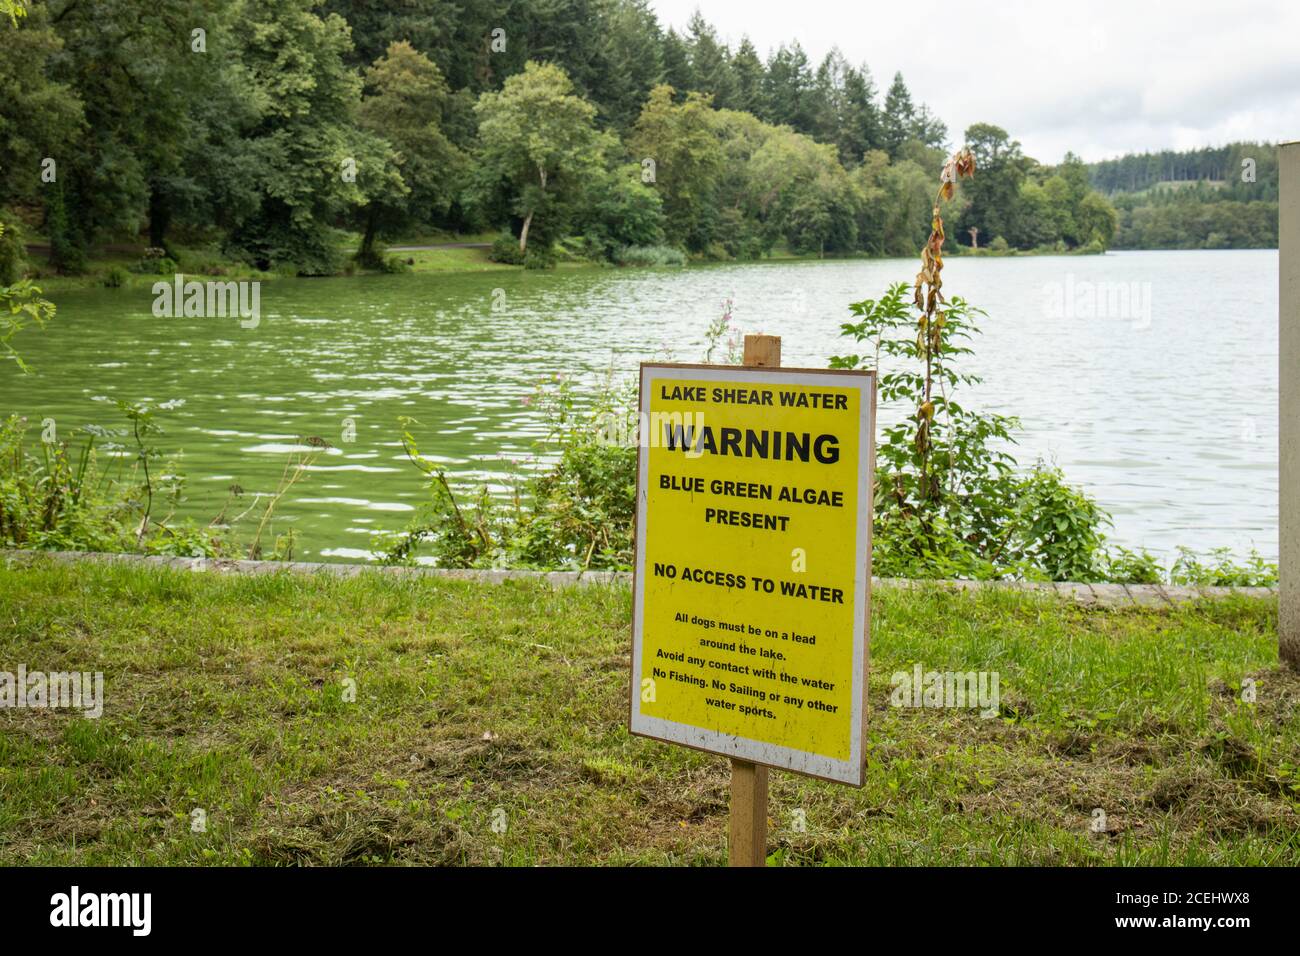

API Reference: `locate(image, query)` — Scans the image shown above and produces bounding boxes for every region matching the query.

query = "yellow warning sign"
[629,363,875,785]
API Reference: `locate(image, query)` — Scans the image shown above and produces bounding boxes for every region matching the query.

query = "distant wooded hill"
[1089,143,1277,198]
[1087,143,1277,249]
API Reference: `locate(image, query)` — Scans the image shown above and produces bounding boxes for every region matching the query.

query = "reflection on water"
[0,250,1278,563]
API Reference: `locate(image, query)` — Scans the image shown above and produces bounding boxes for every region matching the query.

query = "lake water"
[1,249,1278,564]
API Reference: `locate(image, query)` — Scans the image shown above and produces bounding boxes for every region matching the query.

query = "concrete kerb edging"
[1,549,1278,608]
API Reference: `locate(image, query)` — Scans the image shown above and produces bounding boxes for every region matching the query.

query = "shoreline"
[22,240,1121,295]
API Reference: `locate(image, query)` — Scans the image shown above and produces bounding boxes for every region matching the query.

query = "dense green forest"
[1089,143,1278,249]
[0,0,1275,277]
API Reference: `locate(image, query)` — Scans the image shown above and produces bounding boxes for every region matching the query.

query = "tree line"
[1,0,1200,279]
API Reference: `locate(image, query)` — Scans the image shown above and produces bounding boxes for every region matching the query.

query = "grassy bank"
[0,558,1294,866]
[398,245,513,274]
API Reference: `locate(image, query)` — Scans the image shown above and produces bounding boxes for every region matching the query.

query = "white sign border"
[629,363,875,786]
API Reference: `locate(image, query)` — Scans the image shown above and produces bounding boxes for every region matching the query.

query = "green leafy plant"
[1009,464,1109,582]
[244,437,330,560]
[488,232,525,265]
[113,398,175,544]
[831,282,1039,578]
[1170,547,1278,588]
[0,409,219,557]
[380,414,508,567]
[702,296,744,365]
[1100,546,1165,585]
[130,248,178,275]
[383,370,636,570]
[0,400,328,560]
[827,151,1115,582]
[1,222,56,373]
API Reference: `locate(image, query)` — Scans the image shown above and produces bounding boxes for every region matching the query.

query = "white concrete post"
[1281,141,1300,669]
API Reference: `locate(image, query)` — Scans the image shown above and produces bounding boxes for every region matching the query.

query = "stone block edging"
[1,549,1277,609]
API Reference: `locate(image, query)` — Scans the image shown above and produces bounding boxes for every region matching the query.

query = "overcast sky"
[650,0,1300,163]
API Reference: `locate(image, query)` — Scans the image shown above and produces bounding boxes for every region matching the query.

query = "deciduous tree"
[473,61,600,255]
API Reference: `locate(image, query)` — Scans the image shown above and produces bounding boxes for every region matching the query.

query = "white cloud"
[651,0,1300,162]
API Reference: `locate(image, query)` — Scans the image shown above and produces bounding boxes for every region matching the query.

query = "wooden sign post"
[629,333,875,867]
[728,757,769,867]
[730,334,780,866]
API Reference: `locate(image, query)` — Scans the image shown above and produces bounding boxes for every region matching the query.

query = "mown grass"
[400,246,514,274]
[0,558,1295,866]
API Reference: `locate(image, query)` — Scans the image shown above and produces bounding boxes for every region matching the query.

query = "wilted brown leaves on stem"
[912,147,975,475]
